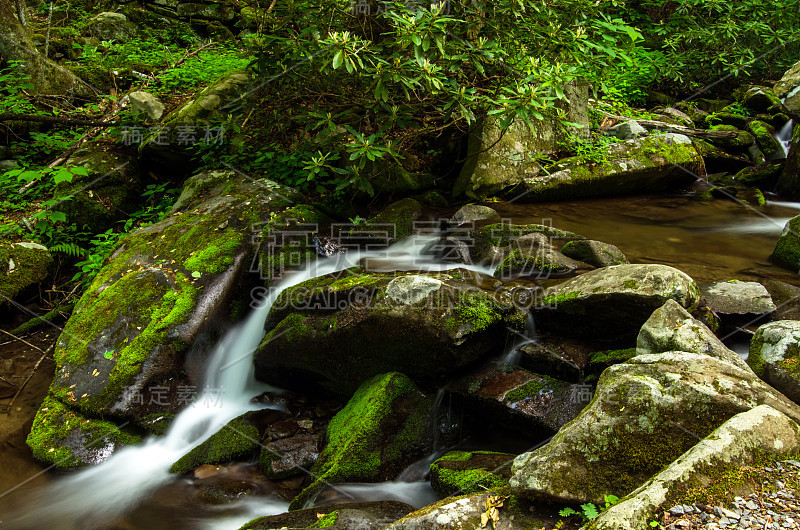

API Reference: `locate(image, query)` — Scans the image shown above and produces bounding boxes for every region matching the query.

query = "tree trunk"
[14,0,26,27]
[0,0,90,96]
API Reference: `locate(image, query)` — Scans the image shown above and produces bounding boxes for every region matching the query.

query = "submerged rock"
[587,405,800,530]
[429,450,514,497]
[516,133,702,202]
[509,351,800,504]
[288,373,434,510]
[748,320,800,404]
[535,264,700,341]
[0,241,52,307]
[254,270,527,396]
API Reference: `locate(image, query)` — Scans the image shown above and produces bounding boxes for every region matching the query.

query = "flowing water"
[3,193,800,528]
[778,119,794,158]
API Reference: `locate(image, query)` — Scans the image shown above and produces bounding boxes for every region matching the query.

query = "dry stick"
[0,329,50,355]
[7,344,54,409]
[0,113,115,126]
[596,109,738,140]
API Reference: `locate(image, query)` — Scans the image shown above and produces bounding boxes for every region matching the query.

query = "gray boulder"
[560,239,628,267]
[509,351,800,504]
[85,12,137,42]
[536,264,700,340]
[449,204,499,226]
[774,60,800,114]
[607,119,647,140]
[587,405,800,530]
[700,280,776,316]
[748,321,800,404]
[128,91,165,121]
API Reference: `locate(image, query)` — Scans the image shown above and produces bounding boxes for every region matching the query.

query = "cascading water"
[777,119,794,158]
[3,234,496,529]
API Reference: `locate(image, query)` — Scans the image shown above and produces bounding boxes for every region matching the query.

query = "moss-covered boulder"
[509,351,800,504]
[777,124,800,198]
[57,145,142,233]
[288,373,434,510]
[493,236,582,280]
[560,239,628,267]
[636,299,750,371]
[454,83,589,198]
[748,321,800,404]
[447,364,584,437]
[384,490,546,530]
[774,60,800,114]
[771,214,800,269]
[734,160,783,187]
[747,120,783,160]
[694,139,752,174]
[708,125,756,151]
[170,413,260,474]
[469,222,583,266]
[514,133,702,202]
[240,501,415,530]
[35,170,302,461]
[535,264,700,342]
[587,405,800,530]
[85,12,138,41]
[26,396,141,467]
[736,85,785,114]
[585,347,637,375]
[430,451,514,497]
[254,270,527,396]
[0,241,52,307]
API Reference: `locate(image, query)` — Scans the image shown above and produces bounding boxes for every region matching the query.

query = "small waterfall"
[4,235,498,528]
[499,313,537,365]
[778,119,794,158]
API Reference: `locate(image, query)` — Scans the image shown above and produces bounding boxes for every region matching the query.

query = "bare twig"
[7,344,53,409]
[596,109,738,140]
[0,329,50,355]
[0,113,115,126]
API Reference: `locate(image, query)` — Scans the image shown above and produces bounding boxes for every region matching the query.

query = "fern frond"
[49,242,85,257]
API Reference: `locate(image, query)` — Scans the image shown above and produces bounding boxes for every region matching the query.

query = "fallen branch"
[0,113,116,127]
[7,344,53,409]
[596,110,738,140]
[0,328,50,355]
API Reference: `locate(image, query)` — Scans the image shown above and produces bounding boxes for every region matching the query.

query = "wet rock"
[509,351,800,504]
[636,299,751,371]
[560,239,628,267]
[535,264,700,342]
[288,373,434,510]
[254,270,527,396]
[587,405,800,530]
[748,321,800,404]
[734,160,783,187]
[655,107,694,127]
[771,214,800,270]
[128,91,165,121]
[493,238,581,280]
[85,12,137,41]
[517,342,583,383]
[763,280,800,321]
[700,280,776,316]
[260,432,320,480]
[454,83,589,197]
[694,139,753,174]
[517,133,702,202]
[447,364,584,437]
[0,241,52,308]
[777,124,800,198]
[344,198,424,245]
[738,85,785,114]
[429,450,514,497]
[707,125,755,151]
[748,119,784,160]
[469,222,583,265]
[774,60,800,114]
[585,347,637,375]
[449,205,499,226]
[607,119,648,140]
[241,501,415,530]
[170,413,260,474]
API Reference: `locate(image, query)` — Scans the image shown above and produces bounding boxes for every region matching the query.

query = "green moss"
[772,216,800,270]
[0,242,53,304]
[26,395,141,468]
[429,451,514,497]
[588,348,637,371]
[542,290,581,306]
[504,375,559,402]
[310,511,339,528]
[453,294,502,333]
[11,303,74,336]
[622,280,638,289]
[184,231,242,274]
[170,415,260,474]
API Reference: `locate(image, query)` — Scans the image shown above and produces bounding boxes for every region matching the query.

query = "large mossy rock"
[288,373,434,510]
[429,451,514,497]
[454,83,589,197]
[771,214,800,269]
[31,170,304,467]
[587,405,800,530]
[85,12,138,41]
[170,413,260,474]
[508,352,800,504]
[469,222,583,266]
[774,60,800,115]
[535,264,700,341]
[58,145,142,233]
[777,124,800,198]
[0,241,52,307]
[748,321,800,404]
[241,501,415,530]
[637,299,751,371]
[254,270,527,396]
[515,133,702,202]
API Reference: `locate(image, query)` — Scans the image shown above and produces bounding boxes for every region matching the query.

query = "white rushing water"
[5,235,494,529]
[777,119,794,158]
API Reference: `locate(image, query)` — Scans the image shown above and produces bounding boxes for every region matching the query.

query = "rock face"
[509,351,800,504]
[587,406,800,530]
[516,133,703,202]
[28,170,305,466]
[0,241,52,307]
[748,321,800,404]
[289,373,434,510]
[454,83,590,197]
[429,451,514,497]
[535,264,700,341]
[560,239,628,267]
[771,214,800,270]
[774,60,800,114]
[700,280,776,316]
[254,270,527,396]
[447,364,585,437]
[637,299,751,371]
